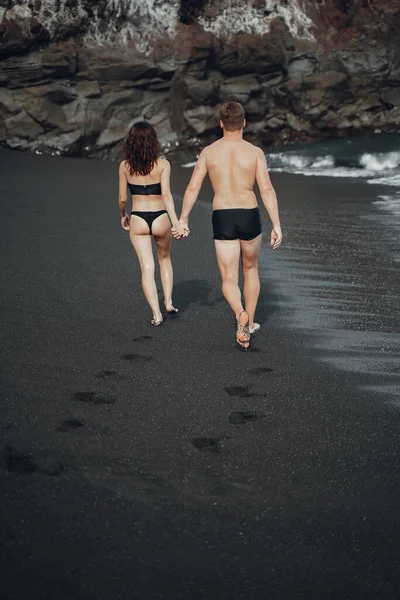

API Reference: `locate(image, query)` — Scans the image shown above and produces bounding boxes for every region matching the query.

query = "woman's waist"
[131,198,165,212]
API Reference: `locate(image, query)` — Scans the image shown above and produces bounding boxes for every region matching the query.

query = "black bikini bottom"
[131,210,168,234]
[212,207,262,241]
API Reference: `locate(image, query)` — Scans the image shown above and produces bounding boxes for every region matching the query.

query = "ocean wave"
[267,150,400,184]
[360,152,400,172]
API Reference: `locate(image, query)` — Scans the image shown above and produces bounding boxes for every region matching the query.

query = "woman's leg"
[152,214,176,310]
[129,216,162,322]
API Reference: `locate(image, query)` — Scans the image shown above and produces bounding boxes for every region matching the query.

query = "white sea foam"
[198,0,314,40]
[9,0,180,54]
[11,0,314,50]
[368,174,400,187]
[360,152,400,172]
[267,150,400,184]
[182,162,197,168]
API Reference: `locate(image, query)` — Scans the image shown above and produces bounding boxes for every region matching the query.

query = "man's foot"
[164,299,178,314]
[236,310,250,349]
[250,323,260,334]
[164,303,178,314]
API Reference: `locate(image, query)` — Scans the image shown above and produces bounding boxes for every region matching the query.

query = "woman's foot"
[250,323,260,334]
[236,310,250,349]
[151,313,163,327]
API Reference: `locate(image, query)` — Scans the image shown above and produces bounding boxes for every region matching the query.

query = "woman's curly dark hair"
[124,121,161,176]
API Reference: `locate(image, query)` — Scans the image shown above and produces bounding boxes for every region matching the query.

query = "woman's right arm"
[160,161,184,236]
[119,161,130,230]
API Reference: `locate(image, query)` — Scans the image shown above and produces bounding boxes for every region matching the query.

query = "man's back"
[204,138,260,210]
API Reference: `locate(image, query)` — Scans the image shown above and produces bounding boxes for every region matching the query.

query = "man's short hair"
[219,101,245,131]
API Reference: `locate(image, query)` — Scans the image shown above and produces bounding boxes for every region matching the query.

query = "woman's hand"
[171,222,186,239]
[271,225,282,249]
[121,215,130,231]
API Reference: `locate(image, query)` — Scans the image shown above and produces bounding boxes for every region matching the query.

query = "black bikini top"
[128,182,162,195]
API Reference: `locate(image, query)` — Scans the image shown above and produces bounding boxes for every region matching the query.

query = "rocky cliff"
[0,0,399,161]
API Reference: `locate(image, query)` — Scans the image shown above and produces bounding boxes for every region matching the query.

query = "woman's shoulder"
[119,160,128,171]
[157,158,170,171]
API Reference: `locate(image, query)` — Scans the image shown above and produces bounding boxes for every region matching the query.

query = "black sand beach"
[1,149,400,599]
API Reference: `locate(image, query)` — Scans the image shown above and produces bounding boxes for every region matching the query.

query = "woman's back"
[122,159,167,212]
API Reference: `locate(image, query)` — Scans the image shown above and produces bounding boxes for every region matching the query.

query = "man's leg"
[240,234,262,329]
[214,239,244,317]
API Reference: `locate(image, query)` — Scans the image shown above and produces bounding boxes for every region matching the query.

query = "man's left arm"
[178,150,208,236]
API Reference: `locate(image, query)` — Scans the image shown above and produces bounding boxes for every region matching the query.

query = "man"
[174,101,282,349]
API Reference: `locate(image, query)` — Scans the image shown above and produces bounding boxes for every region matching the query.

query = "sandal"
[236,310,250,349]
[165,303,178,314]
[151,316,163,327]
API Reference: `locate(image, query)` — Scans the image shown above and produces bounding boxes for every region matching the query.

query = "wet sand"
[1,149,400,600]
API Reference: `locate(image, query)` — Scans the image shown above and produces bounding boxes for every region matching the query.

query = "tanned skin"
[119,158,184,323]
[173,119,282,345]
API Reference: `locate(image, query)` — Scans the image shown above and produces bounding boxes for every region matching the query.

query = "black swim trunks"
[212,207,262,241]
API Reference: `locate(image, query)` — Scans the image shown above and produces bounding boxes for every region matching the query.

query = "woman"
[119,122,184,326]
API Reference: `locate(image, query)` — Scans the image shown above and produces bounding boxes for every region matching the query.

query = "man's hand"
[271,225,282,250]
[171,223,186,239]
[121,215,130,230]
[179,219,190,237]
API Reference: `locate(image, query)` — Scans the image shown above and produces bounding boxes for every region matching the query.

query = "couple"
[119,101,282,349]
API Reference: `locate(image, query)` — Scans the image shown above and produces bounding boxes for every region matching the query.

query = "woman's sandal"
[236,310,250,349]
[151,316,163,327]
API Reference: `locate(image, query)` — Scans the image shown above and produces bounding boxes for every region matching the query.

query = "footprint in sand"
[120,354,154,362]
[248,366,274,375]
[224,385,254,398]
[133,335,153,342]
[224,385,268,398]
[191,437,227,454]
[95,370,119,379]
[228,411,265,425]
[56,419,84,432]
[71,391,116,404]
[4,446,64,476]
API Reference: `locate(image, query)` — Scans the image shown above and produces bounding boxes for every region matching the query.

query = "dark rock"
[42,42,77,78]
[186,76,219,105]
[76,80,102,98]
[219,74,262,104]
[0,19,49,59]
[4,109,44,139]
[380,88,400,107]
[214,32,287,76]
[288,56,317,79]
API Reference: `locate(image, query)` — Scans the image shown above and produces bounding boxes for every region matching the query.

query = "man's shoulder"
[201,141,217,153]
[242,140,264,155]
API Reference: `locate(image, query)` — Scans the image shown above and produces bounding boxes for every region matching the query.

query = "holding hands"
[171,219,190,240]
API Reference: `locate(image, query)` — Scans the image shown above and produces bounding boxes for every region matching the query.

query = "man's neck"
[222,129,243,141]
